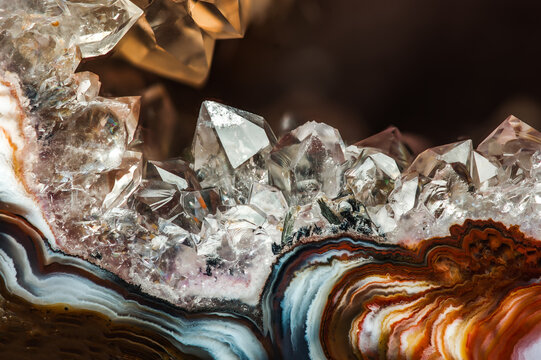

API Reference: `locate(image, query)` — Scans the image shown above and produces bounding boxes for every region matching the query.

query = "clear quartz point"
[353,126,413,168]
[407,140,474,179]
[268,121,346,205]
[192,101,276,203]
[116,0,252,85]
[371,140,498,233]
[64,0,143,58]
[345,148,401,208]
[73,72,102,102]
[146,158,201,191]
[477,115,541,178]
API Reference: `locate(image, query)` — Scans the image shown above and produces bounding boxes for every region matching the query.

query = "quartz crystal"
[353,125,413,168]
[268,121,347,205]
[193,100,277,204]
[116,0,254,85]
[0,0,142,87]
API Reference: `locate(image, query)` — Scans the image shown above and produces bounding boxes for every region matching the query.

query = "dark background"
[81,0,541,158]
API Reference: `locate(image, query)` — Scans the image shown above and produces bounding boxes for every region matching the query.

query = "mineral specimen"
[266,219,541,359]
[116,0,258,85]
[0,1,541,359]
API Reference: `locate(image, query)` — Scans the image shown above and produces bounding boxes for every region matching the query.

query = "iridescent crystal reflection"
[117,0,254,85]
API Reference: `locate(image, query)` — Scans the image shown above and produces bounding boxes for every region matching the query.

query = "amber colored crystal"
[117,0,251,85]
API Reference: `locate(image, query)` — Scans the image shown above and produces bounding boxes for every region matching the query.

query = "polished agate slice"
[266,219,541,359]
[0,211,266,359]
[1,2,541,358]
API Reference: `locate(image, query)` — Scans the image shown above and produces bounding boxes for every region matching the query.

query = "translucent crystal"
[408,140,473,178]
[471,151,499,186]
[34,96,140,180]
[477,115,541,179]
[131,180,183,222]
[287,202,329,242]
[248,183,288,221]
[73,72,101,102]
[0,0,142,87]
[192,101,276,203]
[146,158,200,191]
[188,0,246,39]
[197,204,275,276]
[345,148,401,208]
[131,218,200,285]
[63,0,143,58]
[222,204,267,227]
[372,141,482,233]
[182,188,222,224]
[269,121,346,205]
[102,151,143,210]
[388,176,419,219]
[116,0,251,85]
[194,101,274,169]
[353,126,413,168]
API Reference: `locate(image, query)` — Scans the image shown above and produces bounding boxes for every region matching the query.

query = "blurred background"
[81,0,541,159]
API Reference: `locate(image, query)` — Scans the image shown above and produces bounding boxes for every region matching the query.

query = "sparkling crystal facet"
[192,101,276,203]
[353,126,413,168]
[269,121,347,205]
[116,0,252,85]
[477,115,541,177]
[345,148,401,208]
[146,158,200,191]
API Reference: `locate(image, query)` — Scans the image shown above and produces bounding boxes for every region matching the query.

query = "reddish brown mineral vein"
[318,220,541,359]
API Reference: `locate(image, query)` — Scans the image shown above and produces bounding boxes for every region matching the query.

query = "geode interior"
[0,1,540,359]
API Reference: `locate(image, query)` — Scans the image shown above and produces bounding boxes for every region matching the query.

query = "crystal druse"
[117,0,262,85]
[0,1,541,359]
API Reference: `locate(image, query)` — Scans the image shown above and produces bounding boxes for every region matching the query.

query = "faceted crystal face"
[192,100,276,203]
[478,115,541,180]
[269,121,347,205]
[0,0,142,84]
[345,148,401,208]
[66,0,143,58]
[116,0,252,85]
[196,101,272,169]
[146,158,200,191]
[188,0,245,39]
[354,126,413,168]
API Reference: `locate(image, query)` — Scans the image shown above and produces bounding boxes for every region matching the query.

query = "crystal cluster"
[2,2,541,358]
[1,0,540,313]
[116,0,257,85]
[0,0,141,85]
